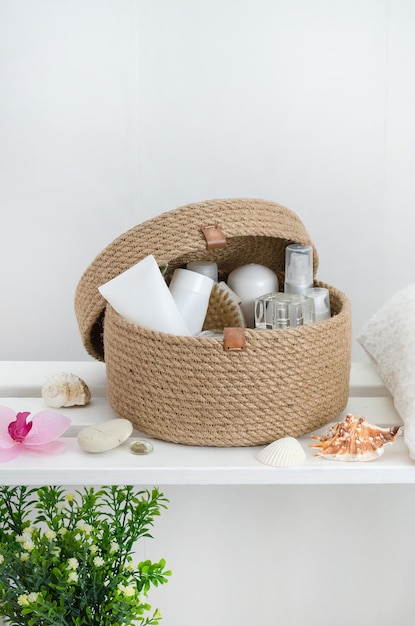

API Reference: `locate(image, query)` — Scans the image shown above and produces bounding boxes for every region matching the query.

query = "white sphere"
[227,264,279,327]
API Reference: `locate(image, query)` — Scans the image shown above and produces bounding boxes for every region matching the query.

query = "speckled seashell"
[309,413,401,462]
[256,436,306,467]
[41,372,91,408]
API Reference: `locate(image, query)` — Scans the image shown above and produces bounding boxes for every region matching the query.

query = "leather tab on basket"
[223,327,246,351]
[201,224,226,249]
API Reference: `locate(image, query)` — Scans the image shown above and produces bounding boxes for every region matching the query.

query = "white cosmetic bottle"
[284,244,313,295]
[169,268,214,335]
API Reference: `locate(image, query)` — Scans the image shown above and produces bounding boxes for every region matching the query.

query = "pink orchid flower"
[0,406,71,462]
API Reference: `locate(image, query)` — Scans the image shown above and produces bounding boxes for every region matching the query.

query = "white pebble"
[77,419,133,453]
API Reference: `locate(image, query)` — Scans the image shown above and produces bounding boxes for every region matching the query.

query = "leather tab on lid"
[223,327,246,351]
[201,224,226,249]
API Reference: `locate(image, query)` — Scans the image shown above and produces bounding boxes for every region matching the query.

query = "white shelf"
[0,361,412,486]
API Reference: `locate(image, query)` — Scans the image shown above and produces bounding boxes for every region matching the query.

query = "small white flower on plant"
[58,527,67,536]
[45,530,56,540]
[17,594,29,606]
[67,558,79,570]
[123,586,135,597]
[93,556,104,567]
[76,521,93,534]
[110,541,119,552]
[68,571,79,583]
[89,544,98,554]
[19,553,30,562]
[64,493,75,502]
[0,555,4,565]
[27,592,39,603]
[22,540,34,552]
[117,583,135,597]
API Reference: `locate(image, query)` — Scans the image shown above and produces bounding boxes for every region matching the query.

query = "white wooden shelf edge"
[0,361,412,486]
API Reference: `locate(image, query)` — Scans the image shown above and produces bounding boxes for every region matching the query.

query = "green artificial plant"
[0,485,171,626]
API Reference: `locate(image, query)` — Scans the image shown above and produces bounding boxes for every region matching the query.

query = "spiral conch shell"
[309,413,400,461]
[41,372,91,408]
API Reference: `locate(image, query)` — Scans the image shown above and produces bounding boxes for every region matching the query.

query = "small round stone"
[77,419,133,453]
[130,440,153,455]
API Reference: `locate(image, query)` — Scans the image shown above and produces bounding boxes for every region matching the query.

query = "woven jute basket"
[75,198,352,447]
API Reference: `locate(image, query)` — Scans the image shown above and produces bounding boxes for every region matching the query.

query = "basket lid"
[74,198,318,361]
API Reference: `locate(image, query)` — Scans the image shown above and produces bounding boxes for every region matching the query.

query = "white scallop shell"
[41,372,91,408]
[256,436,306,467]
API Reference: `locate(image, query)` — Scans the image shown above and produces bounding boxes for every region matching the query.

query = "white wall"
[149,484,415,626]
[2,0,415,361]
[0,0,141,360]
[2,3,415,626]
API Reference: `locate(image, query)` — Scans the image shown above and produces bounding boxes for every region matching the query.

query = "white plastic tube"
[98,255,191,335]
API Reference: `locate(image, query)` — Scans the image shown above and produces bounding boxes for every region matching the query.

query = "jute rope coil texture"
[75,198,318,361]
[75,198,351,447]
